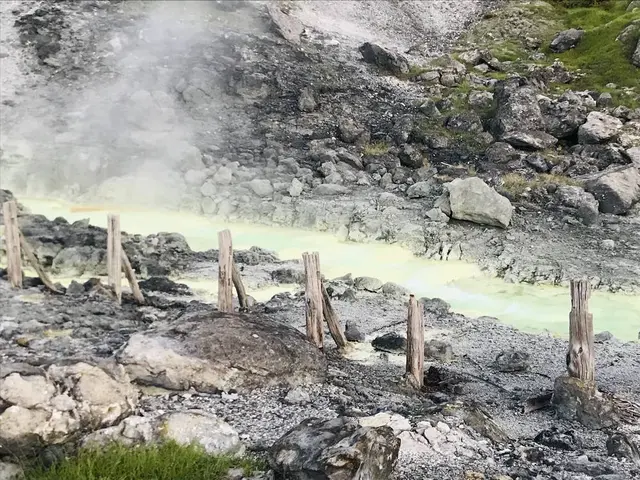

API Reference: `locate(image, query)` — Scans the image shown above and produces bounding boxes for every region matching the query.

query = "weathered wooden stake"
[567,279,595,382]
[121,249,145,305]
[2,201,22,288]
[406,294,424,389]
[19,233,63,294]
[107,214,122,303]
[321,281,348,349]
[232,262,249,312]
[302,252,324,349]
[217,229,234,313]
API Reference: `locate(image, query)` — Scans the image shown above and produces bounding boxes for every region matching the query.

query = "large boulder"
[117,311,327,393]
[556,185,599,225]
[269,417,400,480]
[549,29,584,53]
[578,111,623,144]
[446,177,514,228]
[359,42,410,75]
[585,165,640,214]
[0,363,138,455]
[492,81,545,138]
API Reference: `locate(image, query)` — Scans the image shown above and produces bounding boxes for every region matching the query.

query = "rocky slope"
[1,0,639,293]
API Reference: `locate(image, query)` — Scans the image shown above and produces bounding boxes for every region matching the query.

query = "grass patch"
[501,173,584,198]
[363,141,390,156]
[22,441,265,480]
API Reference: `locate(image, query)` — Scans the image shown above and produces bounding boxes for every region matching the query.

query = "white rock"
[0,373,55,409]
[289,178,303,197]
[249,179,274,197]
[436,421,451,434]
[578,111,623,144]
[200,181,217,197]
[184,169,207,186]
[213,166,234,185]
[358,412,411,434]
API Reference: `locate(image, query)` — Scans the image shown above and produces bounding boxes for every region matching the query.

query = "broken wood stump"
[2,200,22,288]
[217,229,234,313]
[406,294,424,389]
[321,281,348,349]
[232,262,249,312]
[567,279,594,381]
[121,249,145,305]
[302,251,324,349]
[107,214,122,303]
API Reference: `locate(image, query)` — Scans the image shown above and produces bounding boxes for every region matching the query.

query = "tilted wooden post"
[19,233,63,294]
[406,294,424,389]
[567,279,595,382]
[232,262,249,312]
[121,249,145,305]
[302,252,324,349]
[217,229,234,313]
[2,201,22,288]
[107,214,122,303]
[320,281,348,349]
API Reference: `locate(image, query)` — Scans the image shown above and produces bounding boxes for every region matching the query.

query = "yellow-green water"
[15,198,640,341]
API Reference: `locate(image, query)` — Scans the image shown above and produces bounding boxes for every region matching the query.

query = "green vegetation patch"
[363,141,391,156]
[501,172,583,198]
[22,441,265,480]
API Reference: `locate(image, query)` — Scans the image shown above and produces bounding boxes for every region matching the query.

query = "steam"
[0,0,263,207]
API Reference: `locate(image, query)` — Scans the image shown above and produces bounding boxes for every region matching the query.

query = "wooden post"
[121,249,145,305]
[2,201,22,288]
[302,252,323,349]
[567,279,595,382]
[19,233,63,294]
[107,214,122,303]
[217,229,233,313]
[232,262,249,312]
[406,294,424,389]
[321,281,348,349]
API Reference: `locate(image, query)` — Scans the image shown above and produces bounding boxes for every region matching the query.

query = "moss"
[501,172,584,198]
[22,441,266,480]
[363,141,390,156]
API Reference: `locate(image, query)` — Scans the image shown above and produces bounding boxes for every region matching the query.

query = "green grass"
[22,441,265,480]
[363,141,390,156]
[501,173,584,198]
[544,0,640,90]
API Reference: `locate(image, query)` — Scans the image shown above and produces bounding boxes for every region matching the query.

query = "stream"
[15,197,640,342]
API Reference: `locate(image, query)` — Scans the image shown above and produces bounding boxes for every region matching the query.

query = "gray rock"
[446,177,514,228]
[372,332,407,354]
[634,38,640,67]
[446,112,484,133]
[266,4,304,44]
[493,83,545,138]
[585,165,640,214]
[468,91,494,110]
[359,42,409,75]
[406,181,434,198]
[597,92,613,107]
[434,192,452,216]
[424,340,453,362]
[249,179,274,197]
[556,186,599,225]
[288,178,303,197]
[606,433,640,464]
[338,118,367,144]
[399,145,424,169]
[595,330,614,343]
[314,184,349,195]
[298,88,317,112]
[381,282,410,297]
[626,146,640,166]
[426,208,450,223]
[161,411,244,456]
[269,417,400,480]
[117,312,327,393]
[628,0,640,11]
[485,142,520,164]
[344,321,365,343]
[0,462,22,480]
[550,29,585,53]
[493,349,530,372]
[578,111,623,144]
[354,276,383,292]
[501,130,558,150]
[525,152,550,172]
[213,166,233,185]
[283,387,310,405]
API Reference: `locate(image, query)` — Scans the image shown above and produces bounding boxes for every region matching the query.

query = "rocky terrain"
[1,0,640,479]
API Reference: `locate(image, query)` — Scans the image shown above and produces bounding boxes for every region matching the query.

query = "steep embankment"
[1,0,639,292]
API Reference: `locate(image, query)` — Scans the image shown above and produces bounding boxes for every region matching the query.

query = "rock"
[381,282,410,297]
[585,165,640,214]
[426,208,450,222]
[556,186,599,225]
[446,177,514,228]
[534,428,582,451]
[627,146,640,166]
[578,112,623,144]
[606,433,640,464]
[160,411,244,456]
[249,179,274,197]
[371,332,407,354]
[485,142,520,165]
[354,276,383,292]
[359,412,411,434]
[0,462,22,480]
[492,83,545,138]
[284,387,310,405]
[359,42,410,75]
[553,376,619,429]
[298,88,317,112]
[501,131,558,150]
[493,349,530,372]
[266,4,304,44]
[424,340,453,362]
[289,178,304,197]
[595,330,614,342]
[338,118,367,144]
[468,91,494,110]
[117,312,327,393]
[138,277,191,296]
[434,193,452,216]
[345,321,365,342]
[0,363,138,455]
[314,184,349,195]
[633,38,640,67]
[525,153,550,172]
[269,417,400,480]
[597,92,613,108]
[407,181,434,198]
[399,145,425,169]
[550,29,585,53]
[446,112,484,134]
